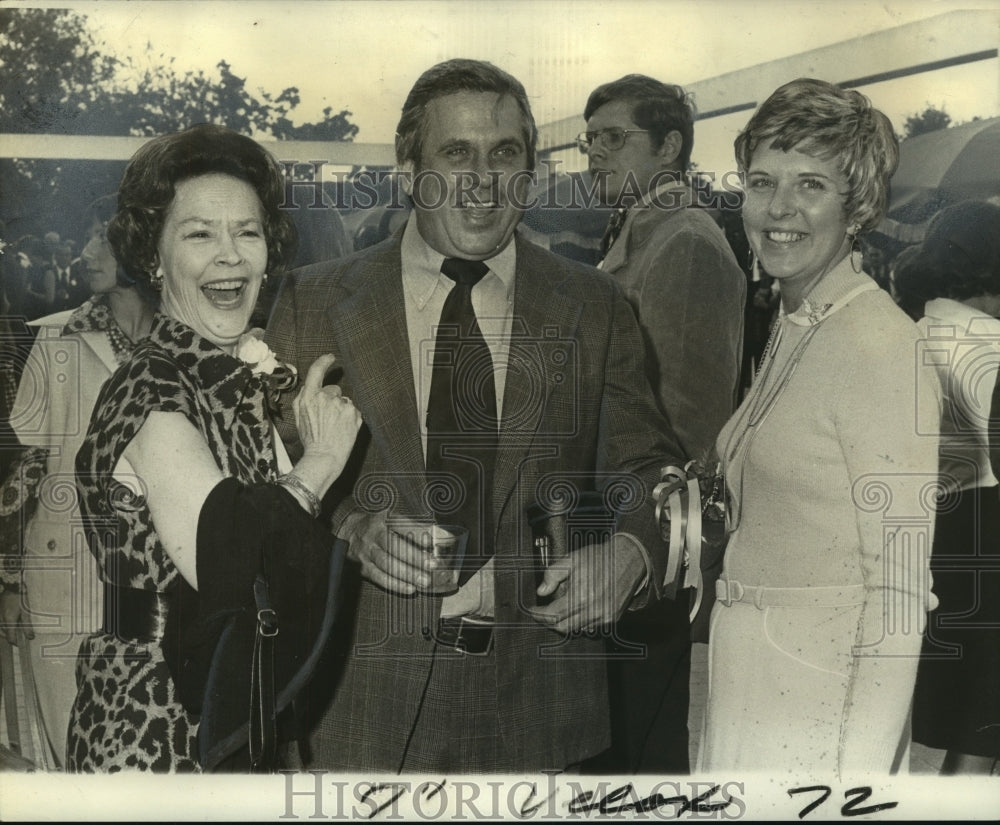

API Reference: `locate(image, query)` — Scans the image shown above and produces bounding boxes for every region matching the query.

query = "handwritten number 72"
[788,786,899,819]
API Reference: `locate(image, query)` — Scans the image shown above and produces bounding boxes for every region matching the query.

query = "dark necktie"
[600,207,628,259]
[425,257,498,585]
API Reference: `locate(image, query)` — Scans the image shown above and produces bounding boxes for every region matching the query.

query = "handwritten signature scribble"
[568,782,738,816]
[352,778,746,819]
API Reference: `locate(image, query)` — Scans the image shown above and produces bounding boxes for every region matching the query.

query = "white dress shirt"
[400,218,515,617]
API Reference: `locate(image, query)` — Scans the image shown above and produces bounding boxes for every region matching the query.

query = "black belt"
[435,616,494,656]
[102,584,174,643]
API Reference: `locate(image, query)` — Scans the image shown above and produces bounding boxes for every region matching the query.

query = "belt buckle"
[718,579,744,607]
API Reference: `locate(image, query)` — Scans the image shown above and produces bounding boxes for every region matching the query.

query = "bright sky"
[14,0,1000,173]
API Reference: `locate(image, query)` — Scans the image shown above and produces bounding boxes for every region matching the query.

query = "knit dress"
[698,258,940,775]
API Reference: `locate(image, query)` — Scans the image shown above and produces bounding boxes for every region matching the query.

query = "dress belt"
[102,584,174,643]
[715,578,866,609]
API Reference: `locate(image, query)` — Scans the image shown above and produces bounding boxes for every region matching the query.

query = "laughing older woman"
[69,124,362,772]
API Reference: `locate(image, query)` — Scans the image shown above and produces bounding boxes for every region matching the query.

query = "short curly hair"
[107,123,297,287]
[734,78,899,234]
[584,74,696,171]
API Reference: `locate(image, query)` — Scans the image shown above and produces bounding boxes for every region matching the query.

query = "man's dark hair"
[584,74,695,171]
[395,58,537,171]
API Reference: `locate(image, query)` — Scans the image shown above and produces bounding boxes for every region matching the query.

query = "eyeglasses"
[575,128,650,153]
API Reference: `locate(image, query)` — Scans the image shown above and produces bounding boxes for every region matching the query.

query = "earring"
[749,250,760,282]
[848,229,863,274]
[262,272,268,283]
[149,270,163,290]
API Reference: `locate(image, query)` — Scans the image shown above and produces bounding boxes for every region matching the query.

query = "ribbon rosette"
[236,328,298,418]
[652,459,726,620]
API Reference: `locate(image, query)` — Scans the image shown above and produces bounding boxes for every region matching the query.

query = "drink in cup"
[390,521,469,595]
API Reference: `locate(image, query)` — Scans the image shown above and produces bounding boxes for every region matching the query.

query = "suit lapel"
[493,237,583,527]
[601,184,694,273]
[326,244,427,513]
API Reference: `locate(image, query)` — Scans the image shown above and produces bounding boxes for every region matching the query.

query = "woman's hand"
[292,353,364,486]
[1,590,33,645]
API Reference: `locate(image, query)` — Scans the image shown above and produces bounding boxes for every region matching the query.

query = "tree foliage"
[0,7,359,240]
[0,7,358,139]
[902,106,952,140]
[0,7,117,135]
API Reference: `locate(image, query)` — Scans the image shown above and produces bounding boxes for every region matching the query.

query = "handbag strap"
[249,571,278,773]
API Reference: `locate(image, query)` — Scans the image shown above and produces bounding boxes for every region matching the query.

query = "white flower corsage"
[236,328,298,419]
[236,328,291,377]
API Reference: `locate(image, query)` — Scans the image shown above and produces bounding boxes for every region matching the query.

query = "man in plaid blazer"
[266,59,684,772]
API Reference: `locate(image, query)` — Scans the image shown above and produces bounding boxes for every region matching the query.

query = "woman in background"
[698,79,940,775]
[899,200,1000,775]
[2,195,155,767]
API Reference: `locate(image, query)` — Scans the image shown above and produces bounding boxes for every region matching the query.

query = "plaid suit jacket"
[266,229,683,770]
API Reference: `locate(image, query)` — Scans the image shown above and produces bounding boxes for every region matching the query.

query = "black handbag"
[174,479,348,773]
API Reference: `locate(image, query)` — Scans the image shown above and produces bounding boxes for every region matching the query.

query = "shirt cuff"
[614,531,654,610]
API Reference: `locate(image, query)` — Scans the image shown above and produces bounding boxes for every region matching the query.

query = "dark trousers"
[583,594,691,774]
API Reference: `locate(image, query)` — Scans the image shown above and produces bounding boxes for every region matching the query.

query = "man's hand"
[340,511,438,595]
[1,590,33,645]
[529,535,647,634]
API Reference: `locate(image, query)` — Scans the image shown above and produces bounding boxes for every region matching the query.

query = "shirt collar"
[638,177,690,209]
[401,217,516,310]
[783,255,880,327]
[61,294,113,337]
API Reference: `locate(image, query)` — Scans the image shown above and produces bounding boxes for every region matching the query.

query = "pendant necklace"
[720,280,880,533]
[721,316,821,533]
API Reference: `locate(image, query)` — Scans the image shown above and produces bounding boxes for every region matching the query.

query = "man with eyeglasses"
[578,75,746,775]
